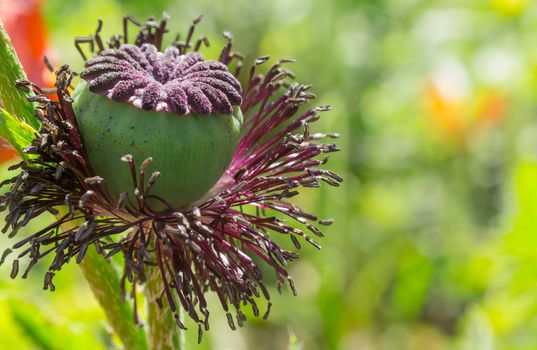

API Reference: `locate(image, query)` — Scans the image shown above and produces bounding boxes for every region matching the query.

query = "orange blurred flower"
[424,79,508,148]
[424,80,465,139]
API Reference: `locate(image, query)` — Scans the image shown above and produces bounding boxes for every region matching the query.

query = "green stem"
[145,263,183,350]
[79,247,149,350]
[60,213,148,350]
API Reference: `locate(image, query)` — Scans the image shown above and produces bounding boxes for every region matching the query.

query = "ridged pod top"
[79,43,242,115]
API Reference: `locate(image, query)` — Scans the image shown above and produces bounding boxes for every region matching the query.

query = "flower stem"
[60,212,148,350]
[145,262,183,350]
[79,247,149,350]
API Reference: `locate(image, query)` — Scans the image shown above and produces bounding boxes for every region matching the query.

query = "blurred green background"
[2,0,537,349]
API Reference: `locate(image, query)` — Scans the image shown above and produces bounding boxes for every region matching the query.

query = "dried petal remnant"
[81,44,242,115]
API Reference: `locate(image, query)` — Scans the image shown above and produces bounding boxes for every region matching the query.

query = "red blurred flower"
[0,0,50,85]
[0,0,52,162]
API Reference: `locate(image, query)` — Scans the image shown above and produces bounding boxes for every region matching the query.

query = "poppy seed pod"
[73,43,243,210]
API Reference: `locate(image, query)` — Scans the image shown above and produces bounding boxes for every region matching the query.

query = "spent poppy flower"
[0,14,341,337]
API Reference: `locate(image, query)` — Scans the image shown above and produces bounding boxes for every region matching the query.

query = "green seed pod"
[71,44,244,211]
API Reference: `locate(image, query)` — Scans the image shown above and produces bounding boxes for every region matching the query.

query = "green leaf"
[0,108,36,160]
[0,19,39,129]
[9,300,107,350]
